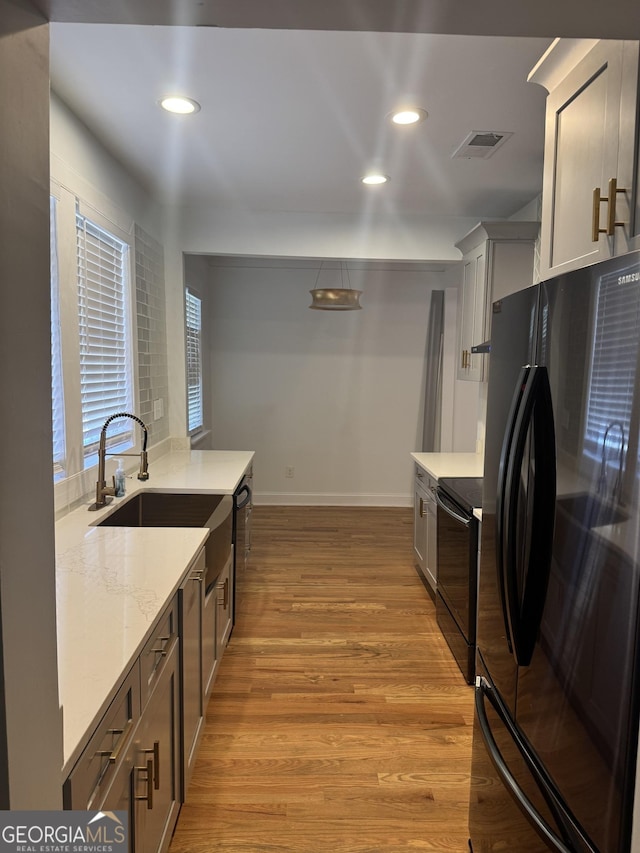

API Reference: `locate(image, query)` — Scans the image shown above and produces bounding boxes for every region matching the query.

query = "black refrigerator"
[469,250,640,853]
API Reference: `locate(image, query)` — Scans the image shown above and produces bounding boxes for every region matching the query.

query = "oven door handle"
[434,489,471,527]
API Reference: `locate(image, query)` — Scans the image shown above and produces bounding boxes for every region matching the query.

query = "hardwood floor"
[169,506,474,853]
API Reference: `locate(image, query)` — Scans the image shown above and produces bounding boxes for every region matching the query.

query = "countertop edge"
[411,451,485,481]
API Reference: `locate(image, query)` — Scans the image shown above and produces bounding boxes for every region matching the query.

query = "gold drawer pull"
[135,759,153,809]
[96,718,133,765]
[151,634,171,656]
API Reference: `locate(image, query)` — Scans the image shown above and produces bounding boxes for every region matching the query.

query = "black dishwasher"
[435,477,482,684]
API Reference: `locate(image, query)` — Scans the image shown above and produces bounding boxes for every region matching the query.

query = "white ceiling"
[50,25,552,220]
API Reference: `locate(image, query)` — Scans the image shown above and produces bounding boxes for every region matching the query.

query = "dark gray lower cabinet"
[135,638,181,853]
[100,639,180,853]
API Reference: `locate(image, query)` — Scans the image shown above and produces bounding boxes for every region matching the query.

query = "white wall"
[51,95,162,240]
[50,94,174,513]
[0,1,62,807]
[203,258,477,505]
[174,205,478,263]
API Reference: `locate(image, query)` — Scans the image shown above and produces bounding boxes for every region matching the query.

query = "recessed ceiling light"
[361,174,390,185]
[390,107,428,126]
[159,96,201,115]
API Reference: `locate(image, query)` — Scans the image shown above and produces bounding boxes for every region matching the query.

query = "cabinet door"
[414,472,437,593]
[539,41,636,278]
[425,488,438,589]
[100,747,136,853]
[179,552,204,797]
[202,579,218,699]
[457,246,487,382]
[413,478,428,570]
[216,552,233,653]
[136,640,180,853]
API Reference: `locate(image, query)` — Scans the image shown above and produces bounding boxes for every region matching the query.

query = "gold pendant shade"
[309,261,362,311]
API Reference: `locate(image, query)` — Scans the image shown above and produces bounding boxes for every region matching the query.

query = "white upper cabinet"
[455,221,538,382]
[529,39,639,280]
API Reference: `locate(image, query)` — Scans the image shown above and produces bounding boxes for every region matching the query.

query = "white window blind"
[186,289,203,434]
[76,211,133,462]
[51,196,66,479]
[584,266,640,460]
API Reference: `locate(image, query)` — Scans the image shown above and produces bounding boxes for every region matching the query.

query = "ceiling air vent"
[451,130,513,160]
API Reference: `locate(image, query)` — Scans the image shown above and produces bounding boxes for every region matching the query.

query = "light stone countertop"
[411,452,485,481]
[55,449,254,775]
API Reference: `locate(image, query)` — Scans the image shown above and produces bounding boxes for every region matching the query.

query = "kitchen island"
[55,449,254,778]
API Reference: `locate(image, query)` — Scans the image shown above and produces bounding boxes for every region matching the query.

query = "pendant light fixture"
[309,261,363,311]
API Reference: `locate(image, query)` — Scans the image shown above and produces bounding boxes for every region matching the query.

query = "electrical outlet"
[153,398,164,421]
[285,466,295,478]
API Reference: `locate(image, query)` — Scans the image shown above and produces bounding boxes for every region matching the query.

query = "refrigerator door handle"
[475,678,596,853]
[519,367,556,663]
[496,365,530,656]
[503,366,556,666]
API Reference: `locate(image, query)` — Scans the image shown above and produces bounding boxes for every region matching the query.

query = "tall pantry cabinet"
[455,221,539,382]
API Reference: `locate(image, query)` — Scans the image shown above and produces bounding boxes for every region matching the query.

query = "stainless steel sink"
[556,493,628,528]
[97,491,226,528]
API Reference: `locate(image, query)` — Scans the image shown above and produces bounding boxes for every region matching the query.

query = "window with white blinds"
[185,288,203,434]
[51,197,66,479]
[584,266,640,461]
[76,211,133,463]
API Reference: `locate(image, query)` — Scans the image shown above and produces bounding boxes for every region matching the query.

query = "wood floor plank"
[169,506,474,853]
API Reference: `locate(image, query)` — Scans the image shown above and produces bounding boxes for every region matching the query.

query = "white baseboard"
[255,492,412,507]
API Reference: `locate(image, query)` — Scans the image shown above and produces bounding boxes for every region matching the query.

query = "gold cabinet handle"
[606,177,627,235]
[135,759,154,809]
[419,497,425,518]
[461,349,466,369]
[592,178,627,241]
[592,186,604,242]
